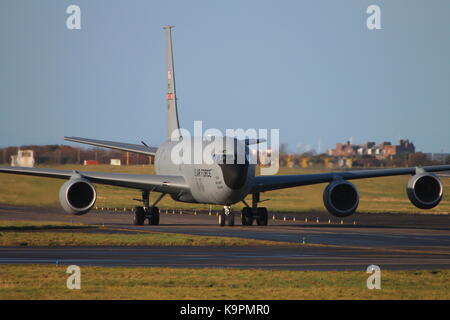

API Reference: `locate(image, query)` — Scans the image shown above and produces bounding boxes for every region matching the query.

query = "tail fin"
[164,26,181,139]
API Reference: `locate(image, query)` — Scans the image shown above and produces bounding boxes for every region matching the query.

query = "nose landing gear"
[218,193,269,227]
[219,205,235,227]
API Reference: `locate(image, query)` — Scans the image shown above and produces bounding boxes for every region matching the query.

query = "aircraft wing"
[0,166,188,194]
[252,165,450,193]
[64,136,158,156]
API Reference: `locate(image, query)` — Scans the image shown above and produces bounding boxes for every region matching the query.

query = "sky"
[0,0,449,153]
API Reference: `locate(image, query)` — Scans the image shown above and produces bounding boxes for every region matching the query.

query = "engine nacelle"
[407,173,443,209]
[323,180,359,217]
[59,178,96,215]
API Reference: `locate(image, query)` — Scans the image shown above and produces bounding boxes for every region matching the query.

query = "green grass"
[0,265,448,299]
[0,220,90,231]
[1,165,449,214]
[0,220,290,247]
[0,231,290,246]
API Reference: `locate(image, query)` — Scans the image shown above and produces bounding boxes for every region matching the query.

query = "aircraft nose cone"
[219,163,248,190]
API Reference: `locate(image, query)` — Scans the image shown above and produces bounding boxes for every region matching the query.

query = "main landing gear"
[242,192,268,226]
[133,190,165,226]
[242,207,268,226]
[218,193,268,227]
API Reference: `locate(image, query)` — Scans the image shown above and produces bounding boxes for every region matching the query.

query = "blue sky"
[0,0,449,153]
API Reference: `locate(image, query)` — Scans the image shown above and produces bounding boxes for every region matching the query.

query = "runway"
[0,205,449,270]
[1,246,449,271]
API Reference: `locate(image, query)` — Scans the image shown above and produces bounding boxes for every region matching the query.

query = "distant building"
[83,160,99,165]
[329,139,415,159]
[329,142,359,157]
[252,148,274,166]
[110,159,121,166]
[10,149,35,167]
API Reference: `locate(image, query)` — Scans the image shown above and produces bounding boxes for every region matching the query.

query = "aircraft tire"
[148,207,160,225]
[133,206,146,226]
[256,207,268,226]
[227,212,235,227]
[219,211,226,227]
[241,207,253,226]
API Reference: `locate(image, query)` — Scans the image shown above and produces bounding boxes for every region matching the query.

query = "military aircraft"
[1,26,449,227]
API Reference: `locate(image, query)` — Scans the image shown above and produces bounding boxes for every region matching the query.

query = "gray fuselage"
[154,137,255,205]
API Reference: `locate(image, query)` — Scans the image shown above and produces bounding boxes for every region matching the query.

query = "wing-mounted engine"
[323,180,359,217]
[59,176,97,215]
[407,172,443,209]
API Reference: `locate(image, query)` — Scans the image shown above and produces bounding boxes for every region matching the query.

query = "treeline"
[0,145,152,165]
[352,152,450,167]
[278,152,450,168]
[1,144,449,168]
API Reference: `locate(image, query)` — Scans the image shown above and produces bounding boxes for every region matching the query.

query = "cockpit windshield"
[213,146,250,165]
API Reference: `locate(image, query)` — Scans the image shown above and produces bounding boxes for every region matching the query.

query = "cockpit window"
[212,146,249,165]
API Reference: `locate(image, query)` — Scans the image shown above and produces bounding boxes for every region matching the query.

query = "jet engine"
[323,180,359,217]
[59,178,96,215]
[407,172,443,209]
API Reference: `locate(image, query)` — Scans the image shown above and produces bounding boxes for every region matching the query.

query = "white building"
[10,149,35,167]
[110,159,121,166]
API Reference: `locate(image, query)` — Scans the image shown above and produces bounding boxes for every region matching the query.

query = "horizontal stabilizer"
[244,138,267,145]
[64,137,158,156]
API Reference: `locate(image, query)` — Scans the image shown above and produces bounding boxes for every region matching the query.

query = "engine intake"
[323,180,359,217]
[407,173,443,209]
[59,178,96,215]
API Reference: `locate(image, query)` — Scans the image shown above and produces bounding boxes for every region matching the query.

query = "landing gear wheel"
[219,211,226,227]
[133,206,145,226]
[242,207,253,226]
[227,212,235,227]
[256,207,268,226]
[148,207,160,225]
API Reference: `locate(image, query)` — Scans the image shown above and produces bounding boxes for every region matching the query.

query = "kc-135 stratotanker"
[1,27,449,227]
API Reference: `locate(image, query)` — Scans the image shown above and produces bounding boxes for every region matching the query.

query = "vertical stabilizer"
[164,26,181,139]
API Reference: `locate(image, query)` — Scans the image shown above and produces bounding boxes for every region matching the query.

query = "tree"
[408,152,428,167]
[280,143,289,155]
[445,155,450,165]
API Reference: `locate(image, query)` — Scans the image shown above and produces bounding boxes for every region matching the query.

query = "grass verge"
[0,220,290,247]
[0,265,448,299]
[0,231,289,246]
[0,220,90,231]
